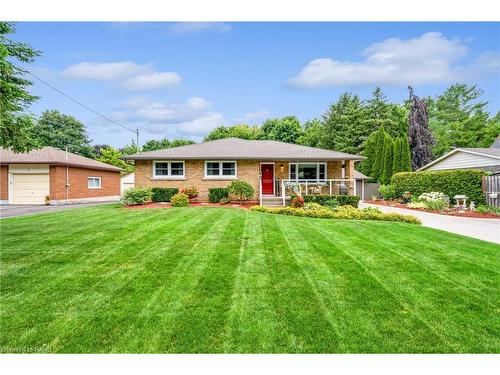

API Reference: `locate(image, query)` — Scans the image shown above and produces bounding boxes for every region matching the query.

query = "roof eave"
[0,160,122,172]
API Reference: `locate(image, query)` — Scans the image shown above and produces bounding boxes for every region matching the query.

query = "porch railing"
[280,179,356,206]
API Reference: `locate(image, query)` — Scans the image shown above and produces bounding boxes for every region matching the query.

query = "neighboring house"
[0,146,121,205]
[123,137,364,205]
[121,171,135,193]
[418,137,500,174]
[354,170,371,200]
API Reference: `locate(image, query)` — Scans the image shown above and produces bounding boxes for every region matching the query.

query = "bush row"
[151,187,179,202]
[391,169,486,204]
[250,205,421,225]
[208,187,230,203]
[299,195,361,208]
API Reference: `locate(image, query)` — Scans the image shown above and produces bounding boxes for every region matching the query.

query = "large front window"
[289,163,326,181]
[205,161,237,178]
[153,161,185,178]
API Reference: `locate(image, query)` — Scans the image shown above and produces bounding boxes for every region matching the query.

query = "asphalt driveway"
[360,202,500,244]
[0,202,118,219]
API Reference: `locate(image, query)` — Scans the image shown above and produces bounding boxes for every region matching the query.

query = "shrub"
[290,196,305,208]
[250,205,421,225]
[170,193,189,207]
[219,197,230,205]
[181,186,199,199]
[378,184,398,200]
[228,180,255,204]
[476,205,500,215]
[323,198,339,210]
[418,192,449,211]
[301,195,360,208]
[151,187,178,202]
[361,206,383,214]
[123,188,151,205]
[392,169,486,205]
[208,187,229,203]
[303,202,323,211]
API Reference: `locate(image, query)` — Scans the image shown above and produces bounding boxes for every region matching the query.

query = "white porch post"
[282,181,286,206]
[352,179,356,197]
[329,180,332,196]
[259,176,262,206]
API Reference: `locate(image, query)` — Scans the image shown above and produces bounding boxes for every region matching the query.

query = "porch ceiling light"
[280,164,284,172]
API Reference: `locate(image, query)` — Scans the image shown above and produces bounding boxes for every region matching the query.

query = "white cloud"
[168,22,231,35]
[121,72,181,91]
[235,110,269,123]
[61,61,181,91]
[112,96,223,137]
[473,52,500,73]
[289,32,470,88]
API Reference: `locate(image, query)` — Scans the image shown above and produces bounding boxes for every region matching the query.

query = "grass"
[0,204,499,353]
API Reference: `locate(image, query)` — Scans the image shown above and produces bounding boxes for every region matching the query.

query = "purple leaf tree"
[408,86,435,170]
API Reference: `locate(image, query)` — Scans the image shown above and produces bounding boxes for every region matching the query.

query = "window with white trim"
[153,161,185,178]
[205,161,237,178]
[289,163,327,181]
[88,177,102,189]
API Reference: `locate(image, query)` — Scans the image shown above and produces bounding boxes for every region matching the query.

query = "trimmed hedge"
[151,187,179,202]
[391,169,486,204]
[301,195,360,208]
[208,187,229,203]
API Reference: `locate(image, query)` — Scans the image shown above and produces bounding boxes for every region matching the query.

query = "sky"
[12,22,500,147]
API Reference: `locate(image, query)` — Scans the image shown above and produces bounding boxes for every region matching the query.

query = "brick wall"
[50,165,120,200]
[0,165,8,200]
[134,160,260,201]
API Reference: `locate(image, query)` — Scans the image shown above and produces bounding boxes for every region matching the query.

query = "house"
[0,146,121,205]
[123,137,364,205]
[418,137,500,174]
[121,171,135,193]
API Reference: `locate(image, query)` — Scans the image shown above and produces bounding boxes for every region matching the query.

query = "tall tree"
[380,136,394,185]
[93,144,111,158]
[429,83,500,157]
[142,137,194,151]
[321,93,369,154]
[0,22,41,152]
[400,135,412,173]
[297,119,322,147]
[362,126,389,181]
[408,86,435,170]
[97,146,134,173]
[364,87,406,138]
[391,137,402,175]
[31,110,94,158]
[204,124,262,142]
[261,116,303,144]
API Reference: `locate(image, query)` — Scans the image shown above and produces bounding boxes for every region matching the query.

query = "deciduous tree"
[408,86,435,170]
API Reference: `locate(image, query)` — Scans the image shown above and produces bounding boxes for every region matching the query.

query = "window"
[288,163,327,181]
[153,161,185,178]
[205,161,237,178]
[88,177,101,189]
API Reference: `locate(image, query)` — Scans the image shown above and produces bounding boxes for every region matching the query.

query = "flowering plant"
[181,186,199,199]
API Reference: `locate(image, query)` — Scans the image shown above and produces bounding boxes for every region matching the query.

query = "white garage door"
[11,173,50,204]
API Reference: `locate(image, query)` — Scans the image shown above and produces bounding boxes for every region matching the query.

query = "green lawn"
[0,204,499,353]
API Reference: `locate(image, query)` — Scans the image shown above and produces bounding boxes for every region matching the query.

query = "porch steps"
[261,197,287,207]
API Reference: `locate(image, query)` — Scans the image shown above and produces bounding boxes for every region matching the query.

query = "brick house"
[123,138,364,205]
[0,147,121,205]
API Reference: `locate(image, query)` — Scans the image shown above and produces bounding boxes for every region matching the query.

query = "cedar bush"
[123,188,151,205]
[151,187,179,202]
[208,187,230,203]
[301,195,360,208]
[391,169,486,204]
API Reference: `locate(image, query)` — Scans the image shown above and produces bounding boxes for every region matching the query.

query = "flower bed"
[124,201,255,210]
[366,200,500,219]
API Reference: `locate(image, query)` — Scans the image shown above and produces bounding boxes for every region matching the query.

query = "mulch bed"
[124,201,256,210]
[366,200,500,219]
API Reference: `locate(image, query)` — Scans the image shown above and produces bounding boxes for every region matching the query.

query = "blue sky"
[14,22,500,147]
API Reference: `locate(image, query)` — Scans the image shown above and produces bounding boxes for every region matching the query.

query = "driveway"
[360,202,500,244]
[0,202,118,219]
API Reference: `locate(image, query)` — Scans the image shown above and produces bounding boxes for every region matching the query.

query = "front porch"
[258,160,357,206]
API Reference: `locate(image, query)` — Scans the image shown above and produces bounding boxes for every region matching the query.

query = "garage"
[9,165,50,205]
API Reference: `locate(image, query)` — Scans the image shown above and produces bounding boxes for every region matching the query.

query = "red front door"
[261,164,274,195]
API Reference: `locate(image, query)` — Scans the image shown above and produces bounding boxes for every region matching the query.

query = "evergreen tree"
[400,135,412,172]
[391,137,402,175]
[357,132,377,177]
[408,86,435,170]
[369,126,388,181]
[380,135,394,185]
[321,93,369,154]
[364,87,405,139]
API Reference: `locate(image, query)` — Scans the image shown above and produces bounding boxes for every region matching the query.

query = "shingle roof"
[461,148,500,158]
[354,170,370,179]
[0,146,122,172]
[123,138,364,161]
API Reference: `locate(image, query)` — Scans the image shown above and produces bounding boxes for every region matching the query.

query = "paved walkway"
[0,202,118,219]
[360,202,500,244]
